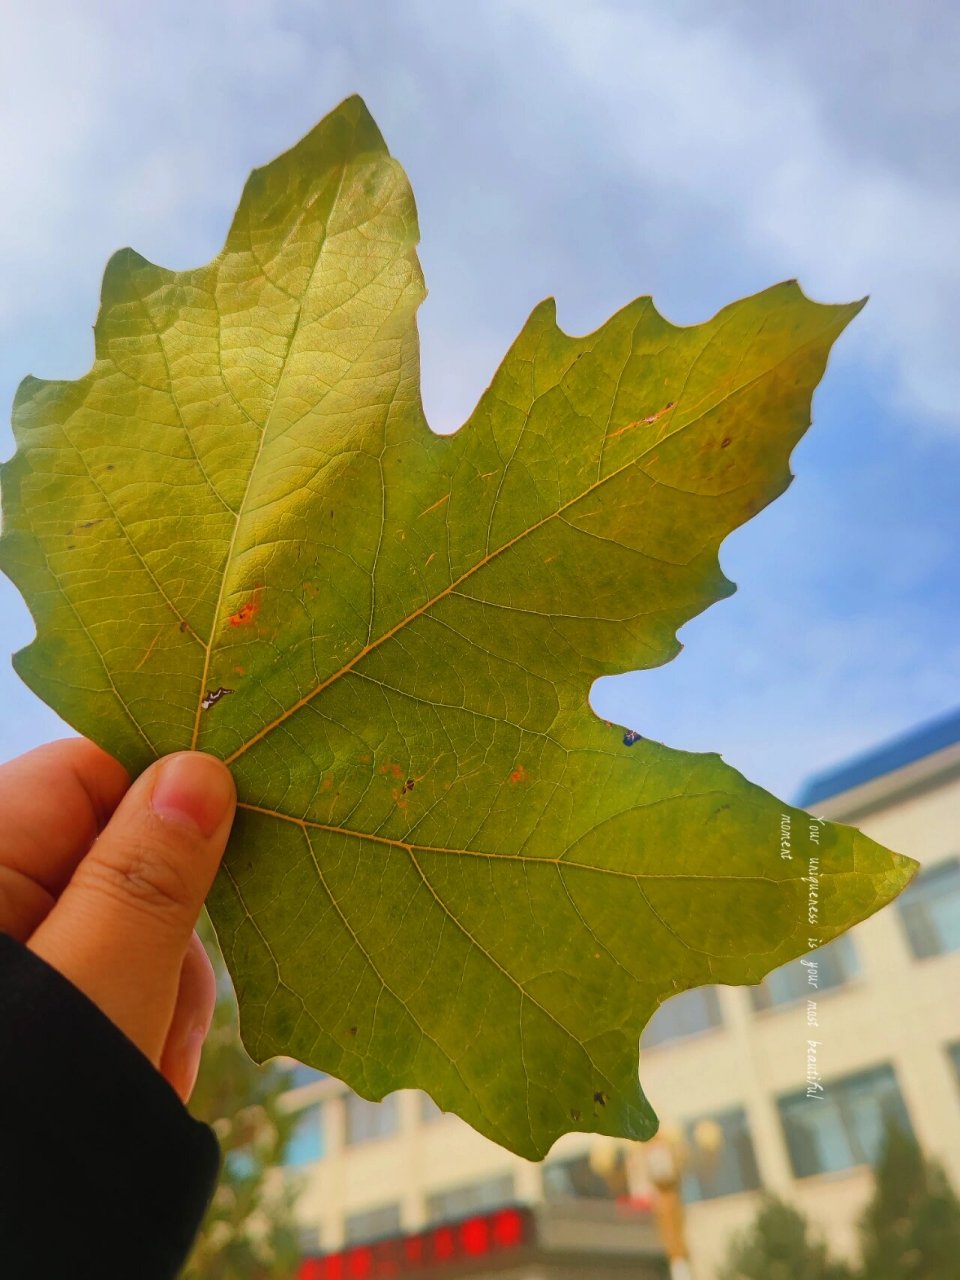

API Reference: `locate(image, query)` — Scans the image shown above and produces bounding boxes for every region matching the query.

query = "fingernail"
[151,753,235,839]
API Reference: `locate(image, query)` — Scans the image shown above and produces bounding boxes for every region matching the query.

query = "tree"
[718,1196,853,1280]
[857,1124,960,1280]
[181,916,302,1279]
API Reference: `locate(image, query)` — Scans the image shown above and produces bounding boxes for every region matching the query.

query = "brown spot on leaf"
[418,492,450,519]
[229,602,258,627]
[228,584,263,628]
[593,1091,607,1107]
[609,401,676,440]
[230,603,256,626]
[570,1108,581,1122]
[348,1026,358,1038]
[179,619,189,633]
[721,437,732,448]
[133,632,161,672]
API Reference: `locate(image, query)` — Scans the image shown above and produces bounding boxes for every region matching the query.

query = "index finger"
[0,738,130,897]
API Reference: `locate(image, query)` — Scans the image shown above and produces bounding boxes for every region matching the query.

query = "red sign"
[299,1207,531,1279]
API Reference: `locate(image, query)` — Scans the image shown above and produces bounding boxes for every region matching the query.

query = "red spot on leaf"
[228,585,263,627]
[510,765,526,784]
[229,602,257,627]
[233,665,246,675]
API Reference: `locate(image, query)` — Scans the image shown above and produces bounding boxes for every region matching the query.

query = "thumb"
[29,751,236,1068]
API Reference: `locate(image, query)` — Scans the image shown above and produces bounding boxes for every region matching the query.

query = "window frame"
[750,934,860,1014]
[424,1174,516,1225]
[542,1152,626,1201]
[947,1041,960,1090]
[283,1102,326,1168]
[895,855,960,960]
[641,985,724,1049]
[343,1091,401,1146]
[777,1062,913,1179]
[680,1106,762,1203]
[343,1202,403,1246]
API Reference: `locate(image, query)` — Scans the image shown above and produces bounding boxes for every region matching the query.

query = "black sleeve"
[0,931,221,1279]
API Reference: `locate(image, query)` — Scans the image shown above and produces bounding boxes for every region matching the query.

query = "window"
[681,1108,761,1202]
[778,1064,913,1178]
[344,1203,402,1245]
[641,987,723,1048]
[542,1152,626,1200]
[751,935,860,1011]
[948,1042,960,1089]
[344,1091,400,1145]
[283,1103,325,1167]
[897,857,960,958]
[420,1092,446,1124]
[425,1175,515,1224]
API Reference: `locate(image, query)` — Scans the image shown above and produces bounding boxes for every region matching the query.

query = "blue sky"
[1,0,958,801]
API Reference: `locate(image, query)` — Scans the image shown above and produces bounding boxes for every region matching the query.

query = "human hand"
[0,739,236,1102]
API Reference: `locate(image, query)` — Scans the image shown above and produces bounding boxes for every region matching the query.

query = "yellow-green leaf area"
[0,95,916,1159]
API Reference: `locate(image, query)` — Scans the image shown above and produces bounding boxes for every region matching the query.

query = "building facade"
[277,709,960,1276]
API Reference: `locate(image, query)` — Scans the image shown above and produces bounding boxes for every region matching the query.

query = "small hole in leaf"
[201,686,234,711]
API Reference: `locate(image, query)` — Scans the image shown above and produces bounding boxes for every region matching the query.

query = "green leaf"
[0,95,915,1159]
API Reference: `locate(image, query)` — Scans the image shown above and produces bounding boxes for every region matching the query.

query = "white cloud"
[510,0,960,430]
[0,1,319,339]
